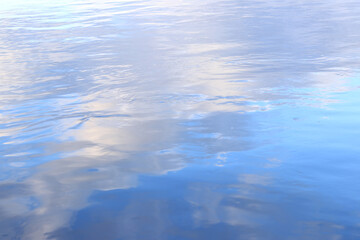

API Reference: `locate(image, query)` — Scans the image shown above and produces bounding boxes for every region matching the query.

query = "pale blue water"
[0,0,360,239]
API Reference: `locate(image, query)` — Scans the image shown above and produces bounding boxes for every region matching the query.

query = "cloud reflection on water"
[0,0,360,239]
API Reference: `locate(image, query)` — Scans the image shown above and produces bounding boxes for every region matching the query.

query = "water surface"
[0,0,360,239]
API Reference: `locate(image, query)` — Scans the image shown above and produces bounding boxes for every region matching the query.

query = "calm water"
[1,0,360,239]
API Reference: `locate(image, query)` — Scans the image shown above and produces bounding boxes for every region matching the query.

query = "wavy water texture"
[0,0,360,239]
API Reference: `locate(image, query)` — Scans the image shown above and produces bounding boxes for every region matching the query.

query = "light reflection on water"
[0,0,360,239]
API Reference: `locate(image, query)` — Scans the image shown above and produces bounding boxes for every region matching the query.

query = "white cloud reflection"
[0,0,359,239]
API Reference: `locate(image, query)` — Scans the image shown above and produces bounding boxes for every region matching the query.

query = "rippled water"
[1,0,360,239]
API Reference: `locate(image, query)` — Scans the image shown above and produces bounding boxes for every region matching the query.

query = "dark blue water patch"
[46,164,360,240]
[46,169,245,240]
